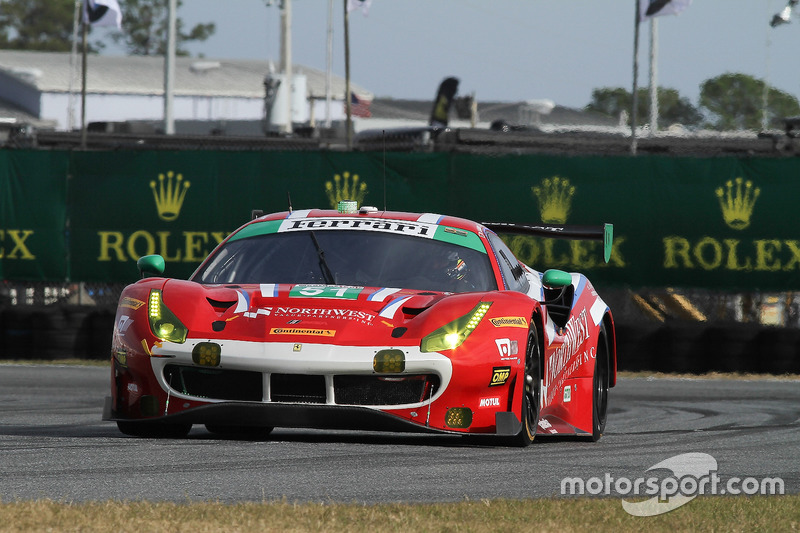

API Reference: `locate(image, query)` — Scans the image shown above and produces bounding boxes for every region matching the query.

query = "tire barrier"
[0,306,114,361]
[1,306,798,373]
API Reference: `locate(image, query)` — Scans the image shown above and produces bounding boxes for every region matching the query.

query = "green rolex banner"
[1,148,799,291]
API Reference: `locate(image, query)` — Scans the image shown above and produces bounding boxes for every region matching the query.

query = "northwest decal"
[325,171,368,209]
[506,176,625,270]
[244,305,376,325]
[97,171,227,263]
[546,309,592,405]
[665,178,799,272]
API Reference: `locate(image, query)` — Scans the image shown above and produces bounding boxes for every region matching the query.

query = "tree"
[699,72,800,130]
[0,0,75,52]
[109,0,215,56]
[585,86,703,128]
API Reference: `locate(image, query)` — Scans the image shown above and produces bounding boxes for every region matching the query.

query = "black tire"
[511,324,542,447]
[116,420,192,439]
[591,323,610,441]
[204,424,274,440]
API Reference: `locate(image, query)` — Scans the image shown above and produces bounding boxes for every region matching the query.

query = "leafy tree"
[0,0,75,52]
[699,72,800,130]
[585,86,702,128]
[110,0,215,56]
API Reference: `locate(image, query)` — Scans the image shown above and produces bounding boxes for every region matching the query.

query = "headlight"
[420,302,492,353]
[148,289,188,344]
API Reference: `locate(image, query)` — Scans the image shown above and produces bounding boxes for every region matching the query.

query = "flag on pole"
[347,92,372,118]
[639,0,692,22]
[84,0,122,28]
[347,0,372,16]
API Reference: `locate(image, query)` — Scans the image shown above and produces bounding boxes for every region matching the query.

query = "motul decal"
[479,397,500,407]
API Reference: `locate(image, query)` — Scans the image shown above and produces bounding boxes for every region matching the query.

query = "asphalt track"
[0,364,797,504]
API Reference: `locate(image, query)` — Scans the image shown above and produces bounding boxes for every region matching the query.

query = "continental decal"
[120,297,145,310]
[490,316,528,328]
[270,328,336,337]
[489,366,511,387]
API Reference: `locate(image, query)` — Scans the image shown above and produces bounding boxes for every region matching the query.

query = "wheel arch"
[601,312,617,388]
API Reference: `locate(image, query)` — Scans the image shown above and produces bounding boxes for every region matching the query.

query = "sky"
[99,1,800,110]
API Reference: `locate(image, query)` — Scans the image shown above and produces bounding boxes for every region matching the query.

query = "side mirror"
[137,254,165,278]
[542,269,572,289]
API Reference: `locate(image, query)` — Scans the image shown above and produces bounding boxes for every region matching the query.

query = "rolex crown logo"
[532,176,575,224]
[150,171,190,222]
[715,177,759,230]
[325,171,368,209]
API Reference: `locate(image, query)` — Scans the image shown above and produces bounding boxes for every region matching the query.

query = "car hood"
[155,279,481,346]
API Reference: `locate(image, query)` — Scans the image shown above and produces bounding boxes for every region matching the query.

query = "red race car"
[103,205,616,445]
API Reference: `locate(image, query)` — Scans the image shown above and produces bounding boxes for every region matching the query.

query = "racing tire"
[204,424,274,440]
[510,324,542,447]
[590,323,610,442]
[116,420,192,439]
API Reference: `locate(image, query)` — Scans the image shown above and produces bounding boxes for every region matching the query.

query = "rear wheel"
[591,324,610,441]
[116,420,192,439]
[512,324,542,447]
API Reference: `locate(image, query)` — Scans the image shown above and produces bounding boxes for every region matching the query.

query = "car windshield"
[192,229,497,293]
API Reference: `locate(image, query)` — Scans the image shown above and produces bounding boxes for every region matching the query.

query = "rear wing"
[482,222,614,263]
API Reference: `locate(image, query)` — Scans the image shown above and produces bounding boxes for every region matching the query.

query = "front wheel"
[511,324,542,447]
[590,324,610,441]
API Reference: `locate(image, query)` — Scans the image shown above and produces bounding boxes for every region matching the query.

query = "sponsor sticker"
[490,316,528,328]
[120,297,145,310]
[489,366,511,387]
[495,338,518,360]
[479,397,500,407]
[564,385,571,403]
[270,328,335,337]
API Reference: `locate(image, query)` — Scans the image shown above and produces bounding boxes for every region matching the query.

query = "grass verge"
[0,495,796,533]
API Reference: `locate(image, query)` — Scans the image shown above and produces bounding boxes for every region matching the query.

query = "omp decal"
[490,316,528,328]
[564,385,571,402]
[368,287,401,302]
[235,290,250,313]
[479,397,500,407]
[260,283,279,297]
[279,218,436,237]
[590,297,607,326]
[120,297,145,310]
[270,328,335,337]
[489,366,511,387]
[417,213,444,224]
[378,296,412,319]
[495,338,518,360]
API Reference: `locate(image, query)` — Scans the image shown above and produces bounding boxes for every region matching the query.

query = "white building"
[0,50,372,132]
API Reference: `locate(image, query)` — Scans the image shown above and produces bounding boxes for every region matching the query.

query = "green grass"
[0,496,796,532]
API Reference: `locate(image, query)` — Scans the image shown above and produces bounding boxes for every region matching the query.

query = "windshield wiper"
[309,231,336,284]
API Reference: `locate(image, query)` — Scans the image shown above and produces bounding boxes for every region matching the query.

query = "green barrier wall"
[1,149,797,291]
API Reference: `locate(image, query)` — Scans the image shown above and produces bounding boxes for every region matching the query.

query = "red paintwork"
[107,209,616,439]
